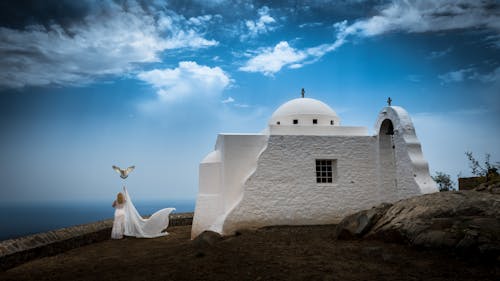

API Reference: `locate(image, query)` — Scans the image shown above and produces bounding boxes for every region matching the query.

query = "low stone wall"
[458,177,486,190]
[0,212,193,271]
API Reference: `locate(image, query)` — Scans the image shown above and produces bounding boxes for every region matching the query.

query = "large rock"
[192,231,222,248]
[476,181,500,194]
[192,230,223,258]
[334,203,392,239]
[335,191,500,256]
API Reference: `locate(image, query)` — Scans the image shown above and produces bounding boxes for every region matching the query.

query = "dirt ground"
[1,225,498,281]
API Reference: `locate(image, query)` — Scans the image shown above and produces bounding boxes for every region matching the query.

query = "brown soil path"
[0,225,498,281]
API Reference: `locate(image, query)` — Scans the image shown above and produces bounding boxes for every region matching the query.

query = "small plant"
[432,171,455,192]
[465,151,499,181]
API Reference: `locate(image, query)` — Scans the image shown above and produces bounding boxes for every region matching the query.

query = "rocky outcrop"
[475,180,500,194]
[193,231,223,248]
[335,191,500,257]
[334,203,392,239]
[192,230,223,258]
[459,175,500,194]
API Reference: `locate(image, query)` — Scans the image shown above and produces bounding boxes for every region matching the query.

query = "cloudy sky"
[0,0,499,202]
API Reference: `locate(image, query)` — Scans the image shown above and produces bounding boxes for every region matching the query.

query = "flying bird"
[112,165,135,179]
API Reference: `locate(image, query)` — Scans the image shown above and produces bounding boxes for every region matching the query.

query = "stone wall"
[0,212,193,271]
[459,177,486,190]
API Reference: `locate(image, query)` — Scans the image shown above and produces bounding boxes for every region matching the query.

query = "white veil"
[122,186,175,238]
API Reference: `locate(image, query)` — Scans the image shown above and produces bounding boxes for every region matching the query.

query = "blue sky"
[0,0,499,202]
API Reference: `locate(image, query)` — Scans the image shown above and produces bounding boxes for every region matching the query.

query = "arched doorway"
[378,119,397,198]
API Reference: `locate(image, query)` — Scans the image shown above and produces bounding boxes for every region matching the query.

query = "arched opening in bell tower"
[378,119,397,197]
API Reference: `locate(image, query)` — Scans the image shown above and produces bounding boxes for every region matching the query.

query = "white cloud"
[439,67,500,84]
[221,96,250,108]
[439,68,476,83]
[243,0,498,78]
[239,41,306,75]
[239,40,343,76]
[406,75,421,82]
[0,1,217,88]
[222,97,235,103]
[484,34,500,48]
[240,6,277,40]
[241,1,499,77]
[187,15,214,26]
[137,61,231,101]
[428,47,453,59]
[339,0,500,38]
[289,63,303,69]
[299,22,323,28]
[469,66,500,83]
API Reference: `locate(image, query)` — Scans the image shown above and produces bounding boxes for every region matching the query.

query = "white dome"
[269,98,340,126]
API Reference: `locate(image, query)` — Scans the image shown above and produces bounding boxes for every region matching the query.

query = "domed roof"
[269,97,340,126]
[271,98,337,117]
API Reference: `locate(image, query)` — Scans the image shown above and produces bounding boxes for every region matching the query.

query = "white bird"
[112,165,135,179]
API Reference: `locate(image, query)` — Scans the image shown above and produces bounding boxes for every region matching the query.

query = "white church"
[192,93,437,238]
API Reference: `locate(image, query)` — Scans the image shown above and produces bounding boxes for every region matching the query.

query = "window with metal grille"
[316,159,334,183]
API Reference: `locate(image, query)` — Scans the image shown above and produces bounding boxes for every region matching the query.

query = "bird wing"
[112,165,123,175]
[124,166,135,176]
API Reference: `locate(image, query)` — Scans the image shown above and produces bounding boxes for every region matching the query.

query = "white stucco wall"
[269,125,368,136]
[375,106,437,196]
[222,135,380,235]
[217,134,269,211]
[191,134,268,238]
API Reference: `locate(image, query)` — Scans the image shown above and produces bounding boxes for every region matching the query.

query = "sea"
[0,199,195,241]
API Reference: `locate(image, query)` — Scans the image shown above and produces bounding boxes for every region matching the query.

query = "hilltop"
[1,191,498,281]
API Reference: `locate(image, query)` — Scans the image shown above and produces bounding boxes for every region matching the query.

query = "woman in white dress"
[111,187,176,239]
[111,192,126,239]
